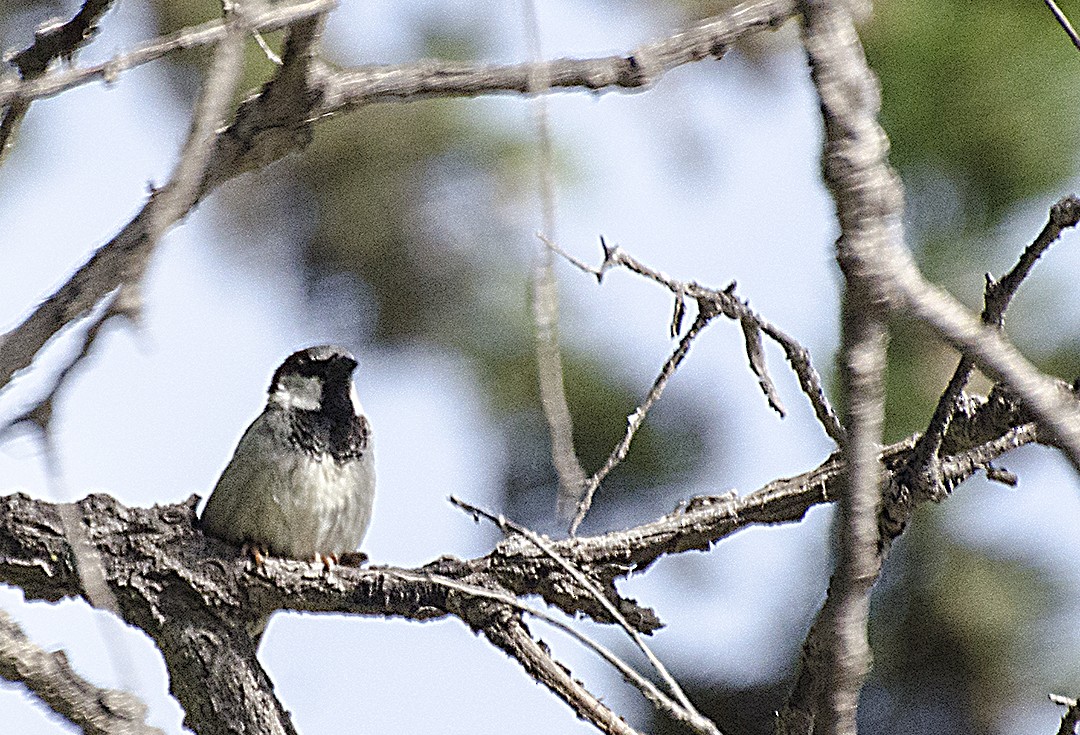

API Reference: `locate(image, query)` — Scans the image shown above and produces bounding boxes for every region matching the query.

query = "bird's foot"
[242,543,268,567]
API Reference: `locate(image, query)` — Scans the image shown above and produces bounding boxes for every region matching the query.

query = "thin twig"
[388,569,680,735]
[1044,0,1080,52]
[570,308,712,535]
[449,497,721,735]
[544,234,843,534]
[0,0,335,109]
[521,1,588,523]
[547,235,844,443]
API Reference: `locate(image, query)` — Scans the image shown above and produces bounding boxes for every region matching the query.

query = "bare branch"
[2,0,794,113]
[1044,0,1080,52]
[398,569,662,735]
[571,306,712,535]
[0,0,115,163]
[0,609,162,735]
[476,611,647,735]
[889,246,1080,468]
[0,295,117,437]
[0,0,335,109]
[449,497,721,735]
[906,194,1080,496]
[563,236,844,441]
[782,0,905,730]
[547,235,843,533]
[320,0,794,111]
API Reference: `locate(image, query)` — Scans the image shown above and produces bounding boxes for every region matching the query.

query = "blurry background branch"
[0,0,114,163]
[0,609,162,735]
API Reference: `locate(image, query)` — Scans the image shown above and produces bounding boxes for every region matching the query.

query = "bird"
[200,345,375,568]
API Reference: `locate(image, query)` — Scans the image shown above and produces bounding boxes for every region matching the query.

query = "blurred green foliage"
[864,518,1060,734]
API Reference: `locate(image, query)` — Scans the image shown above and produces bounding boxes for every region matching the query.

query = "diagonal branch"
[1043,0,1080,52]
[399,569,657,735]
[0,608,163,735]
[905,195,1080,498]
[449,497,721,735]
[0,7,329,410]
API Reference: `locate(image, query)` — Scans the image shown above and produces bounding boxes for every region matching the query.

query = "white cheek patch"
[272,374,323,411]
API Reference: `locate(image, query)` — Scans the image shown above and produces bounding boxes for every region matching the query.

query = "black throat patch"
[285,409,370,463]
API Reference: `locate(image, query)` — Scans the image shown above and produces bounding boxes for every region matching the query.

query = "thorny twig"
[544,235,843,534]
[449,496,721,735]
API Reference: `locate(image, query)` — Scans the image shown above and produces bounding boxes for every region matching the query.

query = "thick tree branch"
[0,372,1050,733]
[0,387,1046,634]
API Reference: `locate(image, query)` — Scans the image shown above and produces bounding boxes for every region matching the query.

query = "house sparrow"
[201,345,375,567]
